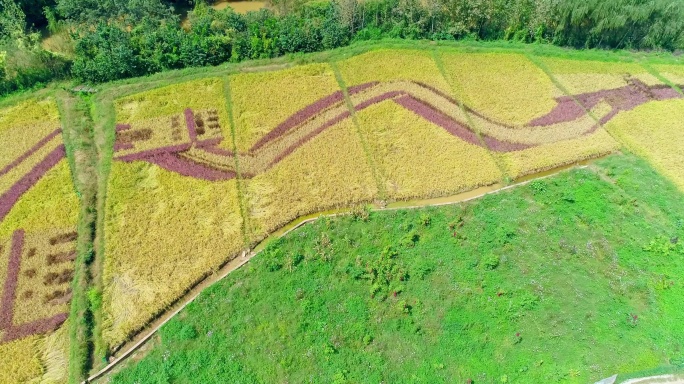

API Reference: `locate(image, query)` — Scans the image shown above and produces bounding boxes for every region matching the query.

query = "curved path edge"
[85,158,603,383]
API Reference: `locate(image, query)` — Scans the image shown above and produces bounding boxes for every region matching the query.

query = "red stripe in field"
[250,82,379,152]
[354,91,405,111]
[114,143,192,162]
[0,146,66,223]
[116,124,132,132]
[0,129,61,177]
[527,98,587,127]
[0,230,24,330]
[146,152,236,181]
[3,313,68,342]
[393,95,481,147]
[113,142,135,152]
[203,145,234,157]
[347,82,380,95]
[482,135,531,152]
[268,110,352,168]
[185,109,197,142]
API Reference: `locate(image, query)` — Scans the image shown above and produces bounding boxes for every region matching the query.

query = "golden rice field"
[98,47,684,361]
[96,49,681,364]
[0,98,77,384]
[2,44,684,383]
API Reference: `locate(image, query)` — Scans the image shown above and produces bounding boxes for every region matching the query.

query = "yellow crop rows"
[604,99,684,190]
[440,52,561,126]
[355,101,501,199]
[94,47,684,375]
[230,63,341,152]
[0,98,76,384]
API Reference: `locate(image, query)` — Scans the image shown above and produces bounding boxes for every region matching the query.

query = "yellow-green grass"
[244,117,377,240]
[0,323,69,384]
[102,162,244,347]
[230,63,341,152]
[0,98,60,129]
[540,57,662,94]
[651,64,684,88]
[114,78,231,149]
[0,335,43,383]
[439,52,560,126]
[355,101,502,200]
[502,129,620,178]
[0,98,62,194]
[0,162,79,238]
[0,137,63,196]
[336,49,451,94]
[604,99,684,191]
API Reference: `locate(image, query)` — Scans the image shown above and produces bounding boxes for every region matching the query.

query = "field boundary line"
[222,76,251,248]
[525,53,623,146]
[639,62,684,96]
[84,157,603,383]
[430,49,512,182]
[329,60,388,200]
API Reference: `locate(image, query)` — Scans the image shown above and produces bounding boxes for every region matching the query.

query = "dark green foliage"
[61,0,684,84]
[0,0,70,96]
[15,0,57,29]
[56,0,175,26]
[552,0,684,50]
[109,154,684,382]
[4,0,684,89]
[71,24,142,83]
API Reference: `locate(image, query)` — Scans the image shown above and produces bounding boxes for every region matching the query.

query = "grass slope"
[104,153,684,383]
[107,153,684,383]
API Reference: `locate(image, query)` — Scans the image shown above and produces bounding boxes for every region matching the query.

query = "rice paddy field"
[1,40,684,383]
[0,97,78,383]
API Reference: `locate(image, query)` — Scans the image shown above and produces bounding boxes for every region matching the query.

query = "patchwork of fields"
[0,98,78,382]
[0,43,684,383]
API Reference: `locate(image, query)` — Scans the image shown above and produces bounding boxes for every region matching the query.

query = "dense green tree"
[57,0,176,25]
[71,23,142,82]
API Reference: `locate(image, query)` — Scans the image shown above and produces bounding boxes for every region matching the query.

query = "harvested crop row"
[102,161,244,347]
[604,99,684,191]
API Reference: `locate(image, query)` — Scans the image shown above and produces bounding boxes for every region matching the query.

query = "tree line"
[2,0,684,95]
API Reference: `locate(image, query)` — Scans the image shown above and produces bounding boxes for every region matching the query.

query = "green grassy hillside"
[106,153,684,383]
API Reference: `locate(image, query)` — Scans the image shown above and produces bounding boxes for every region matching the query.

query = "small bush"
[482,254,500,270]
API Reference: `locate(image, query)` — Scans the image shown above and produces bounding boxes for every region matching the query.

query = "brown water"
[181,0,266,28]
[212,0,266,13]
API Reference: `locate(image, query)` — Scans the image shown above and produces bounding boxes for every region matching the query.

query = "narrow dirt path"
[621,374,684,384]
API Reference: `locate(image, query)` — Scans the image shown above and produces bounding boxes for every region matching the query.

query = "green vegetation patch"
[108,153,684,383]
